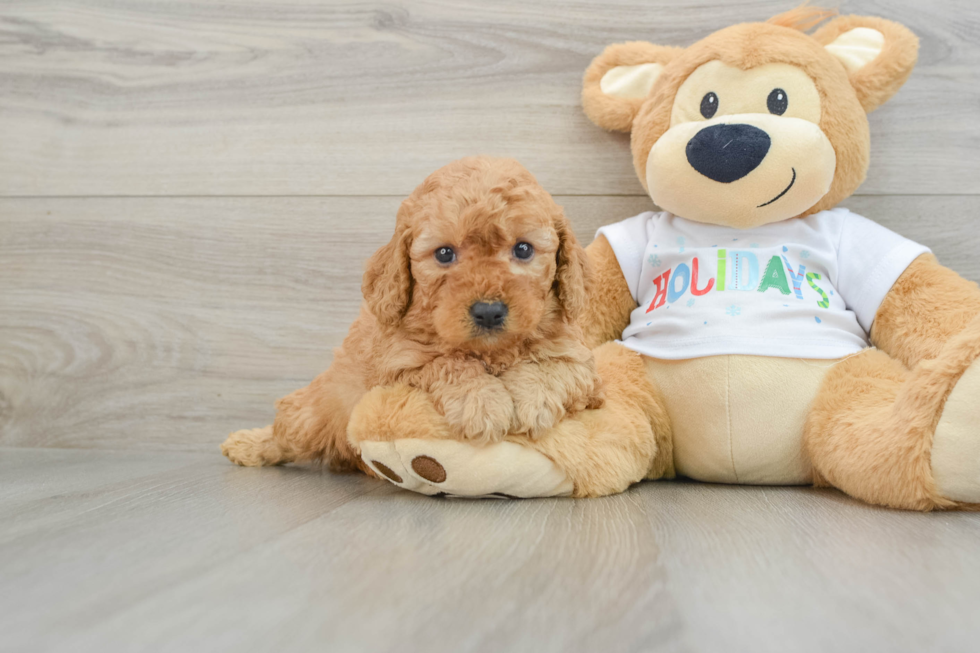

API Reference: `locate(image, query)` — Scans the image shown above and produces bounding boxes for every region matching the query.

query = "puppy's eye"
[513,242,534,261]
[434,246,455,264]
[767,88,788,115]
[700,92,718,119]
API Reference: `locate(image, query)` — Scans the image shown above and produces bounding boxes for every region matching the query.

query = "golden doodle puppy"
[222,156,603,472]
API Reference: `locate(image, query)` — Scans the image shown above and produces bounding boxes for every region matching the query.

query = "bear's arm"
[580,235,638,350]
[871,253,980,368]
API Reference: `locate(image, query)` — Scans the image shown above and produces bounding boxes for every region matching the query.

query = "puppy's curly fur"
[222,157,603,471]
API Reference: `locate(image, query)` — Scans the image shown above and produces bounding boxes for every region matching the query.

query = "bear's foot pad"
[359,438,573,499]
[932,360,980,503]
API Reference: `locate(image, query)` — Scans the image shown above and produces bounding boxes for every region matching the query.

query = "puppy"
[222,156,603,472]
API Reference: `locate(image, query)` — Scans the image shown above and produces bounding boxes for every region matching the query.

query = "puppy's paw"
[501,361,604,437]
[585,389,606,411]
[221,426,284,467]
[439,381,515,442]
[570,374,606,412]
[510,390,566,438]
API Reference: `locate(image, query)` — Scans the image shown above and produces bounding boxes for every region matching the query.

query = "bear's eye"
[434,246,455,264]
[700,92,719,119]
[767,88,788,115]
[513,242,534,261]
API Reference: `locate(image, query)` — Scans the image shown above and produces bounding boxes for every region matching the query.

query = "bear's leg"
[527,342,673,496]
[348,343,673,498]
[222,348,369,472]
[805,316,980,511]
[348,384,576,497]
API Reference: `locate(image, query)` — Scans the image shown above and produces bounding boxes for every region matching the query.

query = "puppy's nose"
[470,301,508,331]
[686,123,771,183]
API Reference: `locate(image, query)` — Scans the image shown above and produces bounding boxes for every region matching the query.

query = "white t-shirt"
[596,208,930,360]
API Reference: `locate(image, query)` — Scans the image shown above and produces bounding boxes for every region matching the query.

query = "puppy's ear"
[362,226,412,327]
[813,16,919,113]
[553,211,591,322]
[582,42,683,133]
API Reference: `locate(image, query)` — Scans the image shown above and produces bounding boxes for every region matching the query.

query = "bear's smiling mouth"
[757,168,797,208]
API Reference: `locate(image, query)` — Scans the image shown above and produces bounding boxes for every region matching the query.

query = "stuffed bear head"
[582,7,918,228]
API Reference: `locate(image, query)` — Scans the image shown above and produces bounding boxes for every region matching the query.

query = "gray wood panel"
[0,0,977,197]
[1,448,978,653]
[3,195,977,452]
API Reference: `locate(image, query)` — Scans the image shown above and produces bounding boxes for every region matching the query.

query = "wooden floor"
[2,1,979,651]
[3,448,980,653]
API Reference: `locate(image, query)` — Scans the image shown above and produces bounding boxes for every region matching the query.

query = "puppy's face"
[362,157,588,353]
[410,202,560,350]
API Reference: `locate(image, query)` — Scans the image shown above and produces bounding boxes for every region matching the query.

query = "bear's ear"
[582,42,683,133]
[813,16,919,113]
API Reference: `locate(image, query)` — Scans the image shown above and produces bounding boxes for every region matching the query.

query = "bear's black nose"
[686,123,771,183]
[470,301,508,331]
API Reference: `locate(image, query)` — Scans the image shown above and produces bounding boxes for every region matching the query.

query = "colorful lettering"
[758,255,791,295]
[783,256,807,300]
[691,257,715,296]
[668,263,691,303]
[646,269,671,313]
[641,246,836,318]
[717,250,727,292]
[731,251,759,291]
[806,272,831,309]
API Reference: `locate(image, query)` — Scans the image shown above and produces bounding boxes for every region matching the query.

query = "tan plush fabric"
[600,63,664,100]
[806,314,980,511]
[645,356,830,485]
[579,235,638,350]
[360,438,574,498]
[811,16,920,113]
[824,27,885,73]
[932,362,980,503]
[582,42,683,133]
[871,254,980,369]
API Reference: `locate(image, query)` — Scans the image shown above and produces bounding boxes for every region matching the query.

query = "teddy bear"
[242,8,980,510]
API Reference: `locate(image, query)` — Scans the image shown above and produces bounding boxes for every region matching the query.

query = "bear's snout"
[686,123,771,183]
